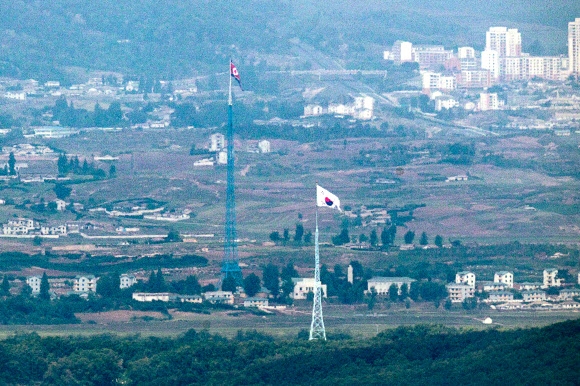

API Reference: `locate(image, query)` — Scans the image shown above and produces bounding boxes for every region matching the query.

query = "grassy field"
[0,306,578,340]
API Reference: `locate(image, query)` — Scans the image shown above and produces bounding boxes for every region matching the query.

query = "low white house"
[292,278,328,300]
[120,274,137,289]
[455,271,476,287]
[40,225,67,235]
[559,289,580,301]
[446,283,475,303]
[132,292,175,302]
[74,275,98,293]
[204,291,234,305]
[243,297,269,307]
[367,277,416,295]
[258,140,271,153]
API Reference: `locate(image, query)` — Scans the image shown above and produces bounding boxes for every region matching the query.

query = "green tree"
[243,273,261,297]
[8,152,16,175]
[262,264,280,298]
[222,276,237,292]
[332,229,350,245]
[434,234,443,247]
[283,228,290,243]
[33,236,42,246]
[369,229,378,246]
[53,184,72,200]
[359,233,368,243]
[39,272,50,300]
[97,273,121,298]
[294,223,304,242]
[156,268,167,292]
[388,283,399,302]
[109,164,116,178]
[419,232,428,245]
[399,283,409,300]
[304,231,312,243]
[1,275,10,296]
[165,229,182,242]
[404,230,415,244]
[269,231,280,242]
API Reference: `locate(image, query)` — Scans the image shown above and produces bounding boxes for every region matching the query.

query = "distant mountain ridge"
[0,0,577,82]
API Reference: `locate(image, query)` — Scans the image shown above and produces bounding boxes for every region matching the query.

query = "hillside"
[0,0,578,82]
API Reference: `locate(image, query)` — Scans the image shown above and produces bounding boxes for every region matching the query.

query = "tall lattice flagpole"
[221,60,243,286]
[310,208,326,340]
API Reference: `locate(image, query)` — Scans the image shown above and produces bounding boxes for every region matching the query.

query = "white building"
[74,275,98,293]
[487,291,514,303]
[40,225,67,235]
[457,47,475,59]
[494,271,514,288]
[304,104,324,117]
[292,278,328,300]
[481,49,500,80]
[132,292,174,302]
[120,274,137,289]
[559,289,580,301]
[3,218,36,235]
[479,93,500,111]
[486,27,522,58]
[26,276,42,293]
[543,269,561,287]
[216,151,227,165]
[243,297,269,307]
[367,277,416,295]
[569,18,580,75]
[209,133,225,152]
[392,41,414,64]
[258,140,271,153]
[435,96,458,111]
[55,199,67,211]
[455,271,476,287]
[446,283,475,303]
[204,290,234,304]
[522,290,546,302]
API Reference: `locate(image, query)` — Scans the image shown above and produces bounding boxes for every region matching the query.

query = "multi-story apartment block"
[446,283,475,303]
[569,18,580,75]
[74,275,98,293]
[456,70,492,88]
[292,278,328,300]
[391,41,414,64]
[494,271,514,288]
[522,290,546,302]
[209,133,225,152]
[543,269,561,287]
[120,274,137,289]
[367,277,416,296]
[412,45,453,69]
[479,93,500,111]
[481,49,500,80]
[455,271,476,287]
[486,27,522,58]
[26,276,41,293]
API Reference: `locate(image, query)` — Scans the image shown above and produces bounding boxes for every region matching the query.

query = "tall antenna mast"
[310,205,326,340]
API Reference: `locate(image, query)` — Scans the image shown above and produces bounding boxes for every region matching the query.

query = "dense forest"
[0,319,578,385]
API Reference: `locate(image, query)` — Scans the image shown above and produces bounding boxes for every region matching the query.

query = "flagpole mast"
[310,187,326,341]
[228,59,233,106]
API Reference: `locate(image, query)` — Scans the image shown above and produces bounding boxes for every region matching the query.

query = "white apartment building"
[203,290,234,305]
[457,47,475,59]
[3,218,36,235]
[412,45,453,69]
[569,18,580,75]
[120,274,137,289]
[522,290,546,302]
[367,277,416,295]
[209,133,225,152]
[292,278,328,300]
[543,269,561,287]
[446,283,475,303]
[132,292,174,302]
[26,276,42,293]
[421,72,457,91]
[481,50,500,80]
[74,275,98,293]
[455,271,476,287]
[494,271,514,288]
[486,27,522,58]
[479,93,500,111]
[40,225,67,235]
[391,41,414,64]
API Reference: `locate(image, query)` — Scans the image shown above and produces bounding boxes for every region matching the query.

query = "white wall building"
[543,269,561,287]
[479,93,500,111]
[120,274,137,289]
[204,290,234,304]
[367,277,416,295]
[209,133,225,152]
[392,41,414,64]
[455,271,476,287]
[494,271,514,288]
[457,47,476,59]
[74,275,98,293]
[27,276,41,293]
[258,140,271,153]
[292,278,328,300]
[486,27,522,58]
[132,292,174,302]
[481,50,500,80]
[522,290,546,302]
[569,18,580,75]
[446,283,475,303]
